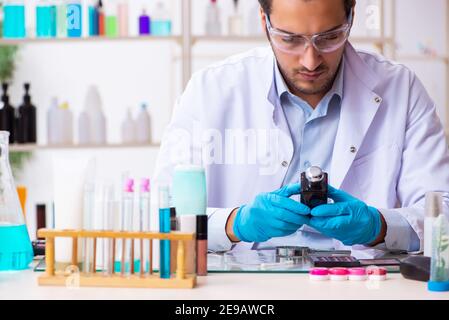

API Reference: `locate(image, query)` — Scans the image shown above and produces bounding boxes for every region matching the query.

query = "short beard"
[281,64,337,96]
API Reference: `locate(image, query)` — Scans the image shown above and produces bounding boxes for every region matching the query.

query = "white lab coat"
[154,43,449,255]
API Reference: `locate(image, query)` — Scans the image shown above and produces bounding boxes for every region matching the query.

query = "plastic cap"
[140,178,150,192]
[428,281,449,292]
[196,215,208,240]
[348,267,367,276]
[124,179,134,193]
[310,268,329,276]
[329,268,349,276]
[426,192,442,218]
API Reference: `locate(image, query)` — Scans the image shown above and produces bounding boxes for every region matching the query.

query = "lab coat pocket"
[350,144,401,208]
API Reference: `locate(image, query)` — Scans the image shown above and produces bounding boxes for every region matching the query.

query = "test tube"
[159,185,171,279]
[139,178,151,276]
[101,183,116,275]
[82,181,95,274]
[120,178,134,276]
[428,212,449,292]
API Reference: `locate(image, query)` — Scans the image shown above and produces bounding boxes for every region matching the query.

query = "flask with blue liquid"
[0,131,33,271]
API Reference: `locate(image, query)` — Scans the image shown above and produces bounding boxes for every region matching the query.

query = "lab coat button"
[281,161,289,168]
[374,97,382,104]
[350,146,357,153]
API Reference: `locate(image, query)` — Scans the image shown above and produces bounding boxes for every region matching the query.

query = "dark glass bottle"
[17,83,37,144]
[0,83,16,144]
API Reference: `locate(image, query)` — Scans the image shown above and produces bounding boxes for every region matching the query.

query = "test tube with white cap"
[424,192,443,257]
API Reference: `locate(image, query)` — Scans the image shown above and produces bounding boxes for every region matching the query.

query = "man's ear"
[260,6,266,32]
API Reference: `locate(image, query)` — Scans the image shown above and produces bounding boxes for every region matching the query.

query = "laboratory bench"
[1,269,448,300]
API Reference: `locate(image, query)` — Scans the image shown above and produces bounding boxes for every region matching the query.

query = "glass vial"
[159,185,171,279]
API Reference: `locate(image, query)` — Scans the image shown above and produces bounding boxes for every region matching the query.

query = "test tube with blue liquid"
[159,185,171,279]
[3,0,26,39]
[428,201,449,292]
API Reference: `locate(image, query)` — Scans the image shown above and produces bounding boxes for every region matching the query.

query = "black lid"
[170,207,176,218]
[1,83,9,104]
[23,83,31,105]
[170,208,177,231]
[196,215,208,240]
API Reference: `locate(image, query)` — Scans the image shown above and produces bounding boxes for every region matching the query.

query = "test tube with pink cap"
[139,178,151,275]
[120,178,134,276]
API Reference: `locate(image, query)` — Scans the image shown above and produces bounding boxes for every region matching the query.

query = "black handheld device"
[301,166,328,209]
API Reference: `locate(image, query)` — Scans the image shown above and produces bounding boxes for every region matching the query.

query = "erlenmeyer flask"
[0,131,33,271]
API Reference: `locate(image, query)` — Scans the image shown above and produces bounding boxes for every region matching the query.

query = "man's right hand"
[227,184,311,243]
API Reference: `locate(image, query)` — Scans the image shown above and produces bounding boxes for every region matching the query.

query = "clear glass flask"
[0,131,33,271]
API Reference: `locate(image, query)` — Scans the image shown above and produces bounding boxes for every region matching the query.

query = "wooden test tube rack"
[37,229,197,289]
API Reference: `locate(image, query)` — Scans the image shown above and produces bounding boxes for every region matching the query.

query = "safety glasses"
[265,12,353,55]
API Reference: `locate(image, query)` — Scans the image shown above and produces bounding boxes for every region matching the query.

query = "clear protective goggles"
[265,11,353,55]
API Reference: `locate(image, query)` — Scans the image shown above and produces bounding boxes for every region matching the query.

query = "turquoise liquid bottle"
[36,0,57,38]
[151,1,172,36]
[0,131,33,271]
[3,0,26,39]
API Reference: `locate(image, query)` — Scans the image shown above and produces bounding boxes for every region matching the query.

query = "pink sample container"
[367,267,387,281]
[329,267,349,281]
[348,267,368,281]
[309,268,330,281]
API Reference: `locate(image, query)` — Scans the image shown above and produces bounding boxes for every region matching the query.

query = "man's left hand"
[308,186,384,246]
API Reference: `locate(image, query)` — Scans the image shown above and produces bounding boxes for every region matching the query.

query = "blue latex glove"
[308,186,383,246]
[233,184,311,243]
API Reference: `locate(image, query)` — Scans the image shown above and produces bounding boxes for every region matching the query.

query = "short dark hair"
[258,0,355,17]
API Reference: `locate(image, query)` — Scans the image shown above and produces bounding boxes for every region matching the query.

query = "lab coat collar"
[330,42,383,188]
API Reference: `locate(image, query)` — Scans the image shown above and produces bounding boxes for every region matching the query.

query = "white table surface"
[1,270,448,300]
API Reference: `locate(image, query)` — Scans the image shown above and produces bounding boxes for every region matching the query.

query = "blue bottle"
[67,0,82,37]
[3,0,26,39]
[88,4,99,36]
[151,2,172,36]
[36,0,57,38]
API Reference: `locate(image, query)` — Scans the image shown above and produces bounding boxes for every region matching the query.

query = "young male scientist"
[154,0,449,256]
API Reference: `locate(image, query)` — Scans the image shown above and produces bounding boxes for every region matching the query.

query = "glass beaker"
[0,131,33,271]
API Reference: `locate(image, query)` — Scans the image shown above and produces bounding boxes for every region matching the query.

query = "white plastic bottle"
[47,97,59,145]
[205,0,221,36]
[136,103,152,144]
[424,192,443,257]
[228,0,243,36]
[83,85,107,145]
[60,102,74,145]
[121,108,136,144]
[78,110,91,145]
